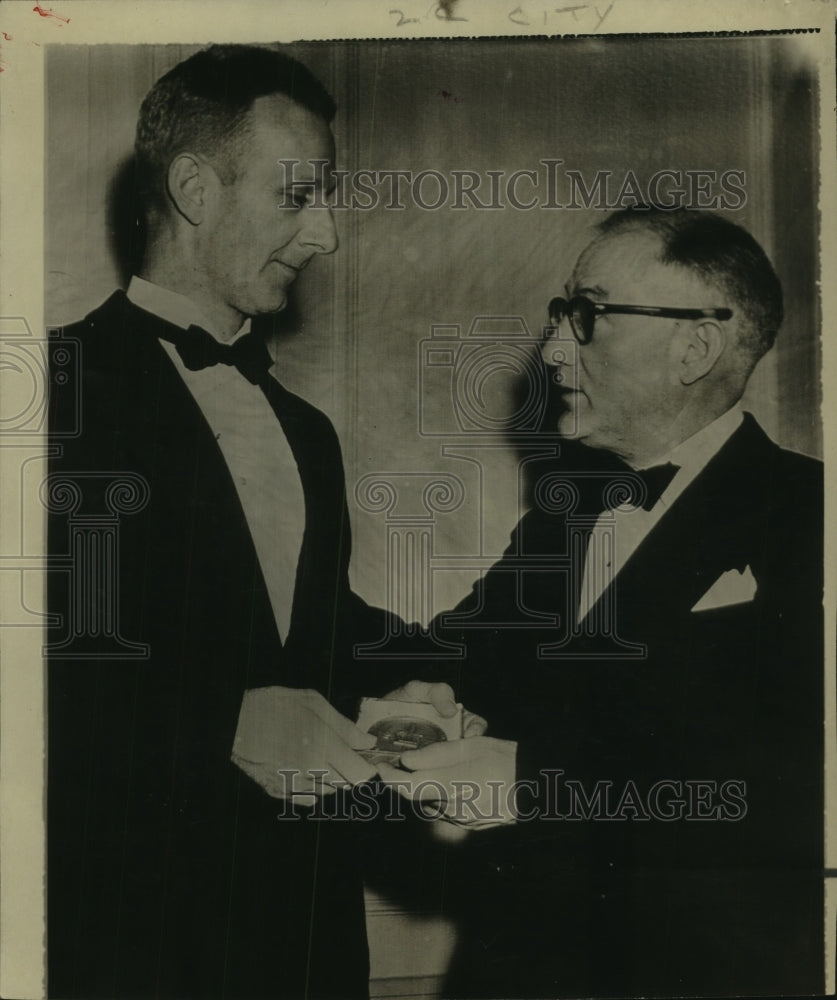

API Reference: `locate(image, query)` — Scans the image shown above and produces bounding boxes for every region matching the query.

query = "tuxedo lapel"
[75,292,284,669]
[104,291,356,685]
[587,415,773,635]
[257,375,356,679]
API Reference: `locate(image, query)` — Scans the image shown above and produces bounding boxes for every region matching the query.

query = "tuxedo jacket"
[47,292,397,1000]
[426,415,824,997]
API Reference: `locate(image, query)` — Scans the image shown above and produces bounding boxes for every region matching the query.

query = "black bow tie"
[570,459,680,516]
[161,324,274,385]
[632,461,680,511]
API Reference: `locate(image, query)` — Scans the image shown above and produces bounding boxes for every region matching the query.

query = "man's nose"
[540,316,577,368]
[300,205,339,255]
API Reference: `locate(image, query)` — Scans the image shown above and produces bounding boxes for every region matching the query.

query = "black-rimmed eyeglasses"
[547,296,733,345]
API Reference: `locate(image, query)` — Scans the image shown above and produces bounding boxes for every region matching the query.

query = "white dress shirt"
[126,276,306,643]
[576,407,743,624]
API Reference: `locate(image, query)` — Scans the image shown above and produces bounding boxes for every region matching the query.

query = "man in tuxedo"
[380,208,824,996]
[46,43,436,1000]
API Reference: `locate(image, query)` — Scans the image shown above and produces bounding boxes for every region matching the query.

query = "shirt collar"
[126,276,252,343]
[634,406,743,511]
[658,406,743,475]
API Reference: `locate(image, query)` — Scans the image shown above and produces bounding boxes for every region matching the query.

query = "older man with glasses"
[380,207,825,998]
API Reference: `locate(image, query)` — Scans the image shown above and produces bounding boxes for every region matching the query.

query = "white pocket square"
[691,565,757,612]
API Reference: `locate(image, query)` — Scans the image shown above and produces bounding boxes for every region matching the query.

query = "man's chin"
[252,292,289,316]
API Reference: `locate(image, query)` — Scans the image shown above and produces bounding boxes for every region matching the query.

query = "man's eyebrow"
[573,283,608,300]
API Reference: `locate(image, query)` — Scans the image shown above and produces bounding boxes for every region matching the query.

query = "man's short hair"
[596,207,783,373]
[135,44,336,220]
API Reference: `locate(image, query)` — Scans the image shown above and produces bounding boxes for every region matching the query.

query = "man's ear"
[679,320,726,385]
[166,153,212,226]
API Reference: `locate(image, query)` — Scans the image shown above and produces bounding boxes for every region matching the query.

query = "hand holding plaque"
[379,737,518,829]
[356,693,465,767]
[232,686,378,798]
